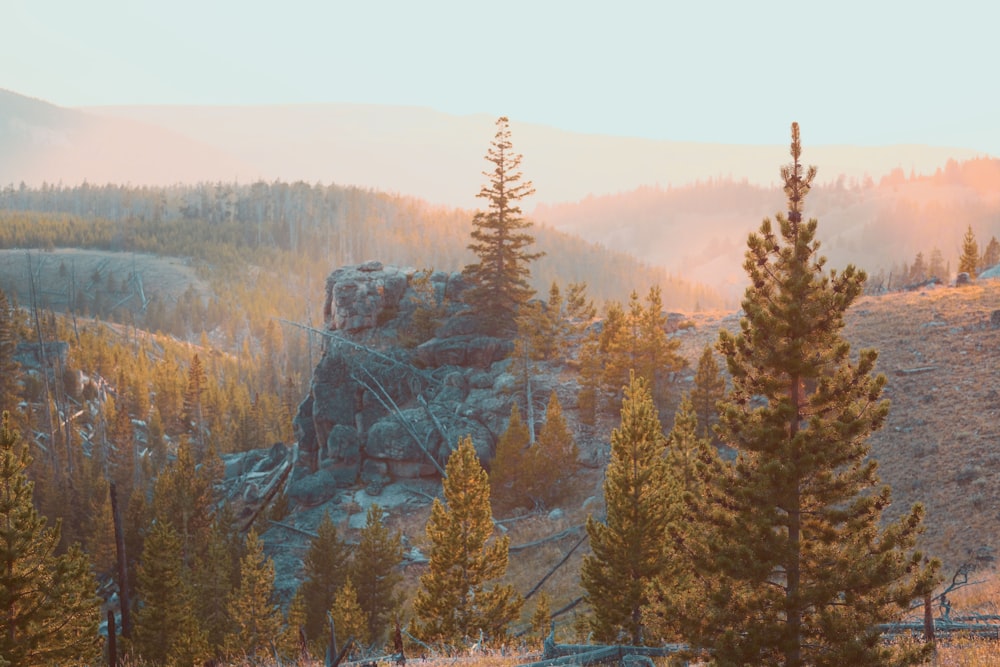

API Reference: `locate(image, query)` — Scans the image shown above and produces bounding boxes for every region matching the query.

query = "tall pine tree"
[462,116,543,335]
[581,373,677,645]
[413,436,522,646]
[689,344,726,446]
[0,412,100,666]
[690,123,938,666]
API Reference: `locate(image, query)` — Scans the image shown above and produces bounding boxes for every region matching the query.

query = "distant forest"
[535,156,1000,298]
[0,179,725,315]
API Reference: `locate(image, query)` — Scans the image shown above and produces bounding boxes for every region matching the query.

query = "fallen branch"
[525,532,588,600]
[509,525,585,553]
[895,366,937,376]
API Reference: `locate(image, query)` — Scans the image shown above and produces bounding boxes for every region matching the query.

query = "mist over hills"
[4,88,1000,303]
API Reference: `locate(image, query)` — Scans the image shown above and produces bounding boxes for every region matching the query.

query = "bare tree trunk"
[110,483,131,638]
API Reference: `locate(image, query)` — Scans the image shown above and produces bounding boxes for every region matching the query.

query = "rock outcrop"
[292,262,517,500]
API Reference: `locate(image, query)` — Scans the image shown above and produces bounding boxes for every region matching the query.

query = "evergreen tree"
[958,224,979,277]
[0,290,20,415]
[182,353,207,456]
[462,116,543,335]
[299,512,351,642]
[529,593,552,649]
[907,251,927,284]
[329,578,369,652]
[531,391,580,508]
[489,403,531,514]
[928,247,948,282]
[414,436,522,646]
[226,529,282,661]
[133,521,208,667]
[150,439,214,567]
[980,235,1000,272]
[0,412,101,666]
[581,373,676,645]
[693,123,938,666]
[645,394,718,642]
[193,517,239,654]
[279,590,309,663]
[689,344,726,445]
[350,504,404,646]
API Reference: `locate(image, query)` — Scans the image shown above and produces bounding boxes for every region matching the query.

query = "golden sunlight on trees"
[684,124,939,666]
[581,373,677,645]
[413,436,522,646]
[462,117,543,335]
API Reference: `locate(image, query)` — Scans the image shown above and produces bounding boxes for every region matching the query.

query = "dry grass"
[674,281,1000,576]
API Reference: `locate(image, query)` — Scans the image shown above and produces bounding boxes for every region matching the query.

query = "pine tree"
[0,290,20,415]
[529,593,552,649]
[414,436,522,646]
[279,590,309,662]
[462,116,543,335]
[330,578,369,652]
[133,520,208,667]
[489,403,531,514]
[689,344,726,445]
[0,412,101,666]
[694,123,938,666]
[928,247,948,282]
[980,235,1000,272]
[958,224,979,278]
[226,529,282,661]
[150,439,214,567]
[645,394,719,642]
[299,512,351,642]
[193,517,238,653]
[581,373,677,645]
[350,504,404,646]
[531,391,580,508]
[182,353,207,456]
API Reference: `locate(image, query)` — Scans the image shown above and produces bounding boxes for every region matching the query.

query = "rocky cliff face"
[288,261,519,507]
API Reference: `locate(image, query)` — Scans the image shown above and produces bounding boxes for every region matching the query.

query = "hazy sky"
[6,0,999,152]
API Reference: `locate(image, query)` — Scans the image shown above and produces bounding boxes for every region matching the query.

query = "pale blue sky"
[6,0,999,152]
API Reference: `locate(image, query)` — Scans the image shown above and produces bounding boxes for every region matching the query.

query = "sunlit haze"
[6,0,1000,152]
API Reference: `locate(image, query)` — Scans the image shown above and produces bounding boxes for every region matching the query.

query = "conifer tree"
[279,590,309,662]
[350,504,404,645]
[489,403,531,514]
[645,394,719,642]
[529,593,552,649]
[958,224,979,277]
[193,517,239,653]
[980,235,1000,272]
[689,344,726,445]
[692,123,938,666]
[0,412,101,666]
[150,439,214,566]
[330,578,369,651]
[462,116,543,335]
[414,436,522,645]
[0,290,20,414]
[133,520,208,666]
[581,373,677,645]
[531,391,580,508]
[299,512,351,642]
[182,353,207,456]
[226,529,282,661]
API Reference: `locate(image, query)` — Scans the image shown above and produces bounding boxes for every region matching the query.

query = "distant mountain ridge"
[0,89,988,209]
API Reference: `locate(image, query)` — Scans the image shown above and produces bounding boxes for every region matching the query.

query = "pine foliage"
[689,344,726,445]
[225,529,282,660]
[0,412,100,666]
[958,224,979,277]
[299,512,351,642]
[691,123,939,666]
[133,520,208,666]
[413,436,522,646]
[462,117,543,335]
[350,503,404,645]
[581,373,677,645]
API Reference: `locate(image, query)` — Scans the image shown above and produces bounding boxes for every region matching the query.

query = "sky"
[6,0,1000,153]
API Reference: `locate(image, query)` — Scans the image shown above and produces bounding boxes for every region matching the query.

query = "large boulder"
[323,261,411,333]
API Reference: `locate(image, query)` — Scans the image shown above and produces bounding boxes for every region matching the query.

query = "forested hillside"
[536,157,1000,299]
[0,179,724,315]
